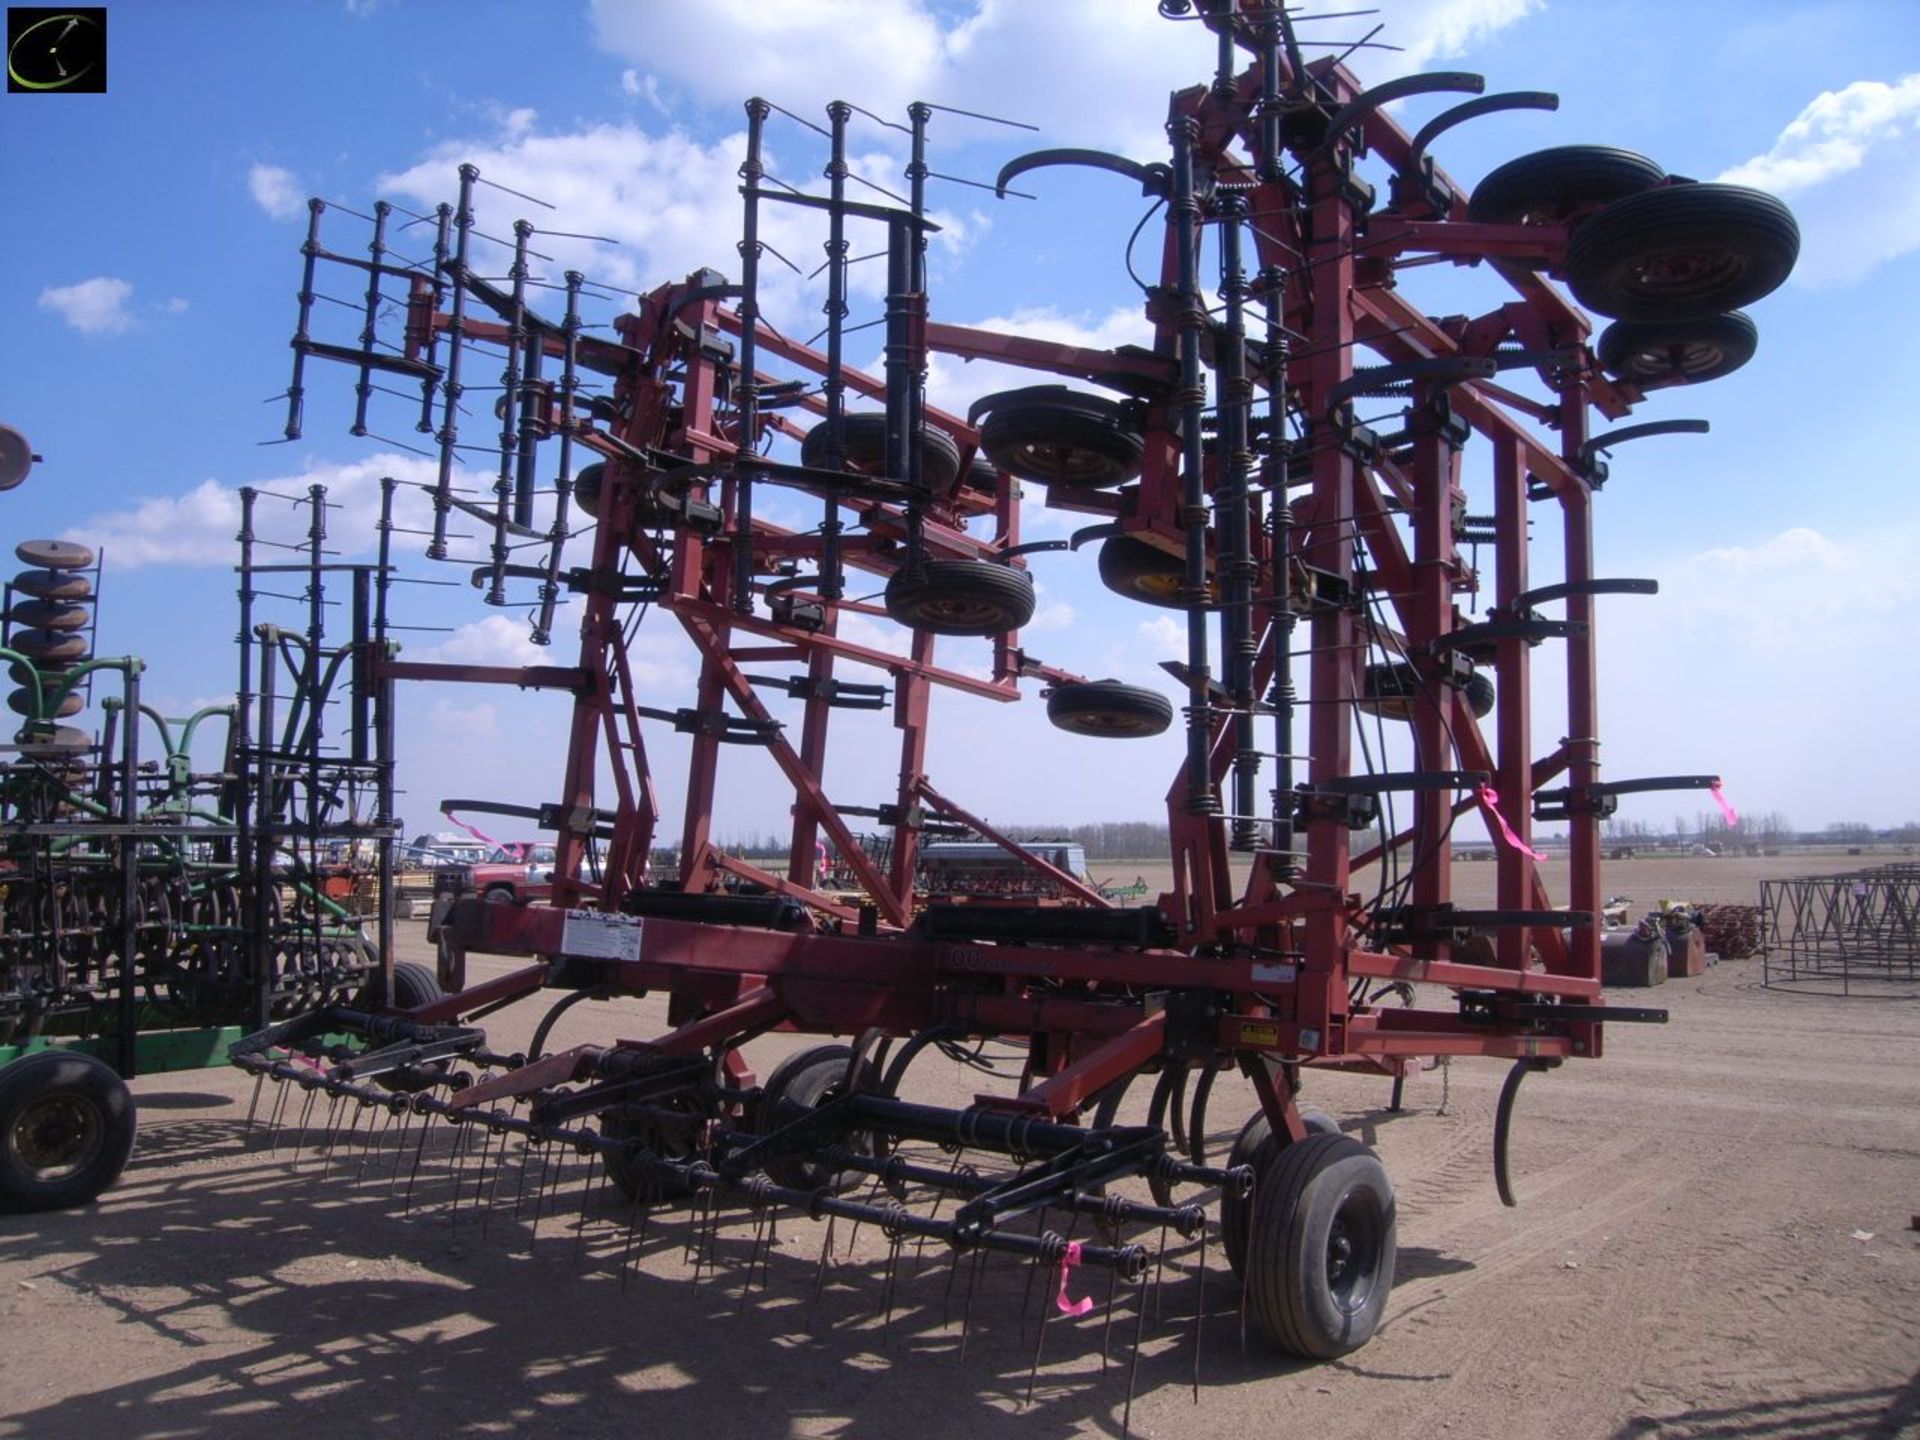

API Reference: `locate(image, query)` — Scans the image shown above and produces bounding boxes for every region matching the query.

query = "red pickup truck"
[431,841,557,905]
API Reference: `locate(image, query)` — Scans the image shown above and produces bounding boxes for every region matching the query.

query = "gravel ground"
[2,870,1916,1439]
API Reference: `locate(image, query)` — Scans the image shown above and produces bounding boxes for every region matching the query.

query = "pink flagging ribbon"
[1477,784,1544,861]
[1055,1240,1095,1317]
[1709,781,1739,827]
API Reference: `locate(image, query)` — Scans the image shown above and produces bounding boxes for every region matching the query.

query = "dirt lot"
[2,860,1916,1439]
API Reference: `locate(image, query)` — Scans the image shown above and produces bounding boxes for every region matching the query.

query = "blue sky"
[4,0,1918,843]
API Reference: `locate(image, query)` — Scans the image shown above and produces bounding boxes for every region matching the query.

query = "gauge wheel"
[979,386,1144,488]
[884,559,1035,636]
[1242,1130,1397,1358]
[802,413,963,491]
[0,1050,137,1213]
[1565,183,1800,322]
[752,1044,878,1192]
[1046,680,1174,738]
[1468,145,1665,228]
[1221,1106,1342,1279]
[1596,311,1758,386]
[1097,534,1215,608]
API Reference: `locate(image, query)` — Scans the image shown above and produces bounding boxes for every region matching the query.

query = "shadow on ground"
[0,1103,1398,1440]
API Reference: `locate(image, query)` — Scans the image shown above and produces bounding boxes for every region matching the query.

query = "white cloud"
[163,296,189,314]
[587,0,1537,157]
[1717,74,1920,286]
[429,698,500,740]
[248,163,306,221]
[376,111,974,340]
[1384,0,1544,74]
[421,615,547,667]
[38,276,137,336]
[59,454,497,569]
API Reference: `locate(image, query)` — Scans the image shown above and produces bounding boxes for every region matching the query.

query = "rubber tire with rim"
[753,1044,875,1192]
[1243,1130,1397,1359]
[1467,145,1665,228]
[1046,680,1173,738]
[978,387,1144,489]
[884,560,1035,636]
[1356,662,1494,722]
[0,1050,137,1213]
[802,413,963,492]
[1097,534,1213,608]
[1221,1106,1341,1279]
[1565,183,1800,323]
[602,1053,716,1206]
[1596,310,1757,386]
[386,960,442,1009]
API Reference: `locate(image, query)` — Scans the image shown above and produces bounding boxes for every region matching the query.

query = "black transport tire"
[1244,1131,1397,1359]
[1565,183,1800,322]
[753,1044,875,1192]
[884,559,1035,636]
[1097,534,1213,608]
[0,1050,137,1213]
[978,387,1144,489]
[1356,661,1494,722]
[802,413,963,492]
[1046,680,1173,738]
[1596,310,1758,385]
[602,1054,711,1206]
[1222,1107,1341,1280]
[389,960,442,1009]
[1467,145,1665,227]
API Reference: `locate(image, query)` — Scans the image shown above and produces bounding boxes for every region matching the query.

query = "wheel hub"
[10,1092,105,1178]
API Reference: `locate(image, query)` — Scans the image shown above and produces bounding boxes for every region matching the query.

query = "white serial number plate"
[561,910,643,962]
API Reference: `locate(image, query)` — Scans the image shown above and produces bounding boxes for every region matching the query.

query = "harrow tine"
[320,1096,357,1182]
[695,1189,724,1283]
[243,1073,265,1143]
[619,1196,649,1294]
[478,1128,511,1239]
[1020,1206,1049,1338]
[265,1074,292,1153]
[758,1209,779,1293]
[512,1136,541,1219]
[810,1213,838,1321]
[402,1111,437,1214]
[958,1244,988,1361]
[1121,1265,1150,1440]
[941,1246,963,1331]
[530,1143,563,1247]
[1152,1223,1170,1322]
[737,1211,768,1315]
[572,1163,605,1264]
[445,1120,475,1225]
[355,1103,389,1184]
[1190,1225,1208,1403]
[387,1106,416,1189]
[1025,1250,1054,1405]
[1101,1262,1121,1375]
[289,1087,322,1167]
[880,1234,902,1334]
